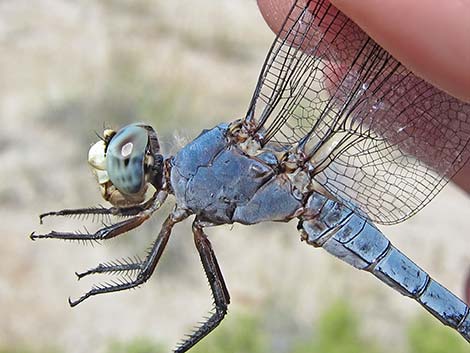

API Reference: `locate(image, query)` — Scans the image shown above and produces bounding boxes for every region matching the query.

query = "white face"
[88,124,150,206]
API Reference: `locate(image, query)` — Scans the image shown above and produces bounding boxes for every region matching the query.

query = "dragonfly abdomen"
[300,192,470,341]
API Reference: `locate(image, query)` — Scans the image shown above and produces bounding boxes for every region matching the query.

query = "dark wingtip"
[30,232,37,241]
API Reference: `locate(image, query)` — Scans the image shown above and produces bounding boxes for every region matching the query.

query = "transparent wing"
[244,0,470,225]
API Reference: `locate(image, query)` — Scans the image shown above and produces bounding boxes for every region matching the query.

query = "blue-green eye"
[106,124,148,195]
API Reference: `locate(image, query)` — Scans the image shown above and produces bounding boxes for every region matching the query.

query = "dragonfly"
[31,0,470,351]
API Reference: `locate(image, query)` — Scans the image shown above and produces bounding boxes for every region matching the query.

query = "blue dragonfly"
[32,0,470,351]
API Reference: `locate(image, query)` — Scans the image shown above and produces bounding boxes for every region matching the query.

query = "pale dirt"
[0,1,469,352]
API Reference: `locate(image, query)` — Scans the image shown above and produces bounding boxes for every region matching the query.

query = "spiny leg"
[39,205,141,224]
[174,220,231,353]
[31,215,149,242]
[31,191,167,242]
[69,210,187,307]
[75,256,143,280]
[39,192,161,224]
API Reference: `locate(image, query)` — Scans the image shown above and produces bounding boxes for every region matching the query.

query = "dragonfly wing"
[244,0,470,225]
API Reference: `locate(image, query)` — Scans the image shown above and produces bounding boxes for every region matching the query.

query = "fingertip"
[329,0,470,101]
[258,0,470,102]
[257,0,293,35]
[452,163,470,194]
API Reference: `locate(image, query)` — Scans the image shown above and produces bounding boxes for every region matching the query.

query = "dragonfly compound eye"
[106,124,149,195]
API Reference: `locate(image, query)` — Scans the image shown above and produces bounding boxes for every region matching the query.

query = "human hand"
[258,0,470,102]
[257,0,470,192]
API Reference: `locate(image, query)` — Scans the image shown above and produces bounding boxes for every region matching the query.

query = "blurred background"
[1,1,470,352]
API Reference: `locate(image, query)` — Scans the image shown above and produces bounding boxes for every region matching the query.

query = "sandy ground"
[0,1,469,352]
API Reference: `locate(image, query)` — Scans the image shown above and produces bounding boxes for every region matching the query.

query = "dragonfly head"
[88,124,164,206]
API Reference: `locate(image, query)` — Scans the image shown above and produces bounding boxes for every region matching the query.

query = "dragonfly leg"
[68,210,187,307]
[174,220,230,353]
[31,191,167,242]
[38,191,164,224]
[74,256,143,280]
[31,215,149,242]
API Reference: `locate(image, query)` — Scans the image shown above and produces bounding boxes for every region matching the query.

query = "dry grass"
[0,1,469,352]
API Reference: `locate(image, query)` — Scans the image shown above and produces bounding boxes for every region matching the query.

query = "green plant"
[292,301,380,353]
[190,311,267,353]
[408,315,469,353]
